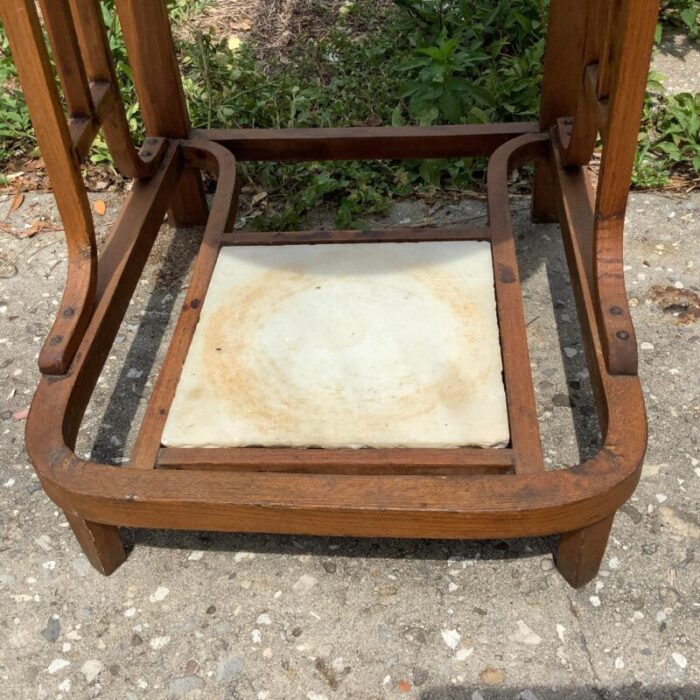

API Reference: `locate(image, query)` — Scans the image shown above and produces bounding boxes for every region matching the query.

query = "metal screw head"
[616,330,630,340]
[609,305,624,316]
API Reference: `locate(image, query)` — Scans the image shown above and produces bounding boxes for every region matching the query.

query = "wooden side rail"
[544,0,659,376]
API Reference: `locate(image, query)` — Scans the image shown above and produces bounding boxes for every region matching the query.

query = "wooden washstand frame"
[1,0,656,587]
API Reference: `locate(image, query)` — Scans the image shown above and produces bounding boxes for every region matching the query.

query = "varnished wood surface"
[562,0,608,166]
[487,135,547,474]
[69,0,164,178]
[157,447,515,476]
[557,514,616,588]
[25,138,647,544]
[194,123,540,161]
[592,0,658,376]
[1,0,97,375]
[115,0,208,225]
[129,141,239,469]
[532,0,587,221]
[221,227,490,246]
[37,0,93,119]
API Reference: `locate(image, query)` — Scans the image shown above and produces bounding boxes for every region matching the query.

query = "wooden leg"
[556,513,615,588]
[64,511,126,575]
[531,162,559,223]
[169,169,208,227]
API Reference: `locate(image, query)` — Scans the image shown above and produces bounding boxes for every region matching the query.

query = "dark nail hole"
[609,305,623,316]
[49,335,63,346]
[62,307,75,318]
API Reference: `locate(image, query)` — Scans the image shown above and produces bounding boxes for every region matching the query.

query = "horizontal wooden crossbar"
[192,122,540,161]
[157,447,515,475]
[69,81,113,162]
[220,227,490,246]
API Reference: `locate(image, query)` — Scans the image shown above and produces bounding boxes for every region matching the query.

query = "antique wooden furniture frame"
[2,0,656,587]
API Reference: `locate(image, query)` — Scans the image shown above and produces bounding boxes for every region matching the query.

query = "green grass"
[0,0,698,228]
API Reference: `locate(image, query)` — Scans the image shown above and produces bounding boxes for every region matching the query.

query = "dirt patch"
[185,0,392,54]
[648,284,700,325]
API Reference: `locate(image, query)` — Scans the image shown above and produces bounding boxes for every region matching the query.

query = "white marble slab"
[162,241,510,449]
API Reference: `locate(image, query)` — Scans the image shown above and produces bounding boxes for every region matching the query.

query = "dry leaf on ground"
[8,192,24,215]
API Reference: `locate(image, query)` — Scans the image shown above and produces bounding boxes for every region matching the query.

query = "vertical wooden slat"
[532,0,588,222]
[596,0,622,99]
[593,0,659,376]
[0,0,97,375]
[562,0,609,166]
[36,0,94,118]
[114,0,208,225]
[68,0,154,178]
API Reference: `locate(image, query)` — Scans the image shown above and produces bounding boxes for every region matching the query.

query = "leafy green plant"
[391,0,546,186]
[175,4,409,227]
[635,88,700,187]
[393,0,546,126]
[660,0,700,38]
[0,29,31,163]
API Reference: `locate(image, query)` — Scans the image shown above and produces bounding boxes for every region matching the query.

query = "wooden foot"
[168,169,208,227]
[556,514,615,588]
[531,162,559,223]
[64,511,126,575]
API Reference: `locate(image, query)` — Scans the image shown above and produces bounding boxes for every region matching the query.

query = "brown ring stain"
[197,265,498,443]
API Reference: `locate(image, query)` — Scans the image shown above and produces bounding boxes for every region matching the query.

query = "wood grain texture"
[556,514,615,588]
[533,0,588,221]
[68,0,164,178]
[13,0,652,586]
[37,0,93,118]
[1,0,97,375]
[129,142,239,469]
[592,0,659,376]
[487,134,547,474]
[562,0,609,166]
[24,137,646,551]
[114,0,207,225]
[157,447,514,475]
[194,123,540,161]
[63,511,125,576]
[220,227,490,246]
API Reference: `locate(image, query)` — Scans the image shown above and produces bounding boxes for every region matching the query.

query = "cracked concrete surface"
[0,185,697,699]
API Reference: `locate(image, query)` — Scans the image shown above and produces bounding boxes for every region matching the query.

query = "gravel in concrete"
[0,185,697,698]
